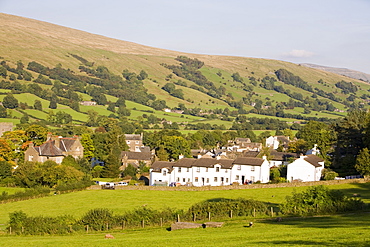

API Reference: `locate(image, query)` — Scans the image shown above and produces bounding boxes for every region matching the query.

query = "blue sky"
[1,0,370,73]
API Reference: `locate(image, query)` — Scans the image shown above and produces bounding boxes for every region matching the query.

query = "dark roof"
[304,155,324,167]
[124,134,142,141]
[270,151,299,161]
[176,158,197,168]
[192,158,234,169]
[276,136,290,143]
[35,140,63,157]
[235,137,251,143]
[121,151,152,160]
[59,138,77,152]
[242,151,260,157]
[151,161,174,172]
[233,157,264,166]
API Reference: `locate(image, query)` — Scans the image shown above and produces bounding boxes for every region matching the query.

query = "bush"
[281,185,364,216]
[81,208,114,231]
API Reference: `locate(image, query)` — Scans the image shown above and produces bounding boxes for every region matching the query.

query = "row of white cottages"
[150,154,324,186]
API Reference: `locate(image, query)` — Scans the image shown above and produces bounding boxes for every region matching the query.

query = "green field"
[0,182,369,246]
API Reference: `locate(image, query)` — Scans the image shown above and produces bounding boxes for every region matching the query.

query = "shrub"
[81,208,114,231]
[281,185,364,216]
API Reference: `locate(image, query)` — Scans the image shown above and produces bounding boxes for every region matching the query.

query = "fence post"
[193,213,196,222]
[9,226,11,235]
[122,221,125,229]
[160,218,163,227]
[271,207,274,217]
[21,226,24,234]
[106,223,109,230]
[142,219,145,228]
[208,212,211,221]
[230,210,233,218]
[86,225,89,233]
[253,208,256,217]
[177,214,180,222]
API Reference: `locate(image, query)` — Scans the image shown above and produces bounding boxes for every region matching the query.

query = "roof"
[151,161,174,172]
[35,140,64,157]
[124,134,142,141]
[304,154,324,167]
[276,136,290,143]
[121,151,152,160]
[233,157,264,166]
[242,151,260,157]
[235,137,251,143]
[59,138,77,152]
[192,158,234,169]
[270,151,299,161]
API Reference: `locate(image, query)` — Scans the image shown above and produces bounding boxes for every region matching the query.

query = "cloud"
[285,49,314,58]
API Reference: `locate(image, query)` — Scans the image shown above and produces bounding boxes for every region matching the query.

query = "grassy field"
[0,211,369,246]
[0,182,369,246]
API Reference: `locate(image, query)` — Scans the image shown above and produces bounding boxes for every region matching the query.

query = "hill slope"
[1,13,369,128]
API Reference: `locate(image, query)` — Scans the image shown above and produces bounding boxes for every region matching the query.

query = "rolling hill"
[1,13,369,130]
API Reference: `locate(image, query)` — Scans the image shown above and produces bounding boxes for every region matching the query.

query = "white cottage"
[287,154,324,182]
[149,156,270,186]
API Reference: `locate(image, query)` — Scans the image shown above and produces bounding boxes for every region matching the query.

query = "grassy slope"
[1,13,368,124]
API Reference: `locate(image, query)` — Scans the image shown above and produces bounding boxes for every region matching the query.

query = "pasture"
[0,182,369,246]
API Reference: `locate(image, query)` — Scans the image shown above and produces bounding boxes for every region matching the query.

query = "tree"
[24,124,49,146]
[0,105,7,118]
[2,93,18,109]
[355,148,370,178]
[0,138,14,161]
[33,100,43,111]
[0,160,13,181]
[49,98,57,109]
[80,133,95,159]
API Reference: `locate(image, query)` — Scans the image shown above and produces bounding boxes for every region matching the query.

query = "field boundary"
[88,178,367,191]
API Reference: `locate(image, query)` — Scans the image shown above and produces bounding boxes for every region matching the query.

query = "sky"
[1,0,370,74]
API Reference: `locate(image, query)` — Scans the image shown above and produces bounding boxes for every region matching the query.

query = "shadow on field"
[335,182,370,202]
[256,239,367,246]
[261,212,370,229]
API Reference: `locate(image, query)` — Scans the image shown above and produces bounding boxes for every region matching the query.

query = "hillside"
[301,63,370,83]
[1,13,369,129]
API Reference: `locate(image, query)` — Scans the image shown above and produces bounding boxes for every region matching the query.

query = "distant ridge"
[300,63,370,83]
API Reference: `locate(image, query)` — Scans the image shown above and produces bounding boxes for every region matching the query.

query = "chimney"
[179,154,184,159]
[29,142,34,148]
[216,155,221,160]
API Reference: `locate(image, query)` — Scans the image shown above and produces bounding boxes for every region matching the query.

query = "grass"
[0,182,369,246]
[0,212,369,246]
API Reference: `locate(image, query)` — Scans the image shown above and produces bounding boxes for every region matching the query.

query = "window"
[206,178,209,183]
[197,167,200,172]
[251,176,255,182]
[177,177,180,182]
[195,177,199,182]
[225,169,228,173]
[226,178,229,183]
[135,141,139,144]
[214,177,218,182]
[183,178,186,182]
[28,155,33,161]
[162,170,167,176]
[206,167,208,172]
[251,166,255,172]
[126,140,130,144]
[237,165,241,170]
[178,167,181,173]
[187,168,190,172]
[188,178,191,182]
[216,167,220,172]
[236,175,240,180]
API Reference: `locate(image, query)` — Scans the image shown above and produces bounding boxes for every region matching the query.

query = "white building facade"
[287,154,324,182]
[150,156,270,186]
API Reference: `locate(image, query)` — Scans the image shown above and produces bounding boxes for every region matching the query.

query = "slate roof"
[233,157,264,166]
[121,151,152,160]
[270,151,299,161]
[192,158,234,169]
[124,134,142,141]
[35,140,64,157]
[151,161,174,172]
[304,154,324,167]
[242,151,260,157]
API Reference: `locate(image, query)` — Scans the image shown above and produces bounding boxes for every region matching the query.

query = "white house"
[286,154,324,182]
[265,136,290,150]
[149,156,270,186]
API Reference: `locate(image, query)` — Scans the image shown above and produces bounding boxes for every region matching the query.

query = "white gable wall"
[287,156,324,182]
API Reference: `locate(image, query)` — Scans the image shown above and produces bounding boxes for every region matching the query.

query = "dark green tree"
[33,100,43,111]
[2,93,18,109]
